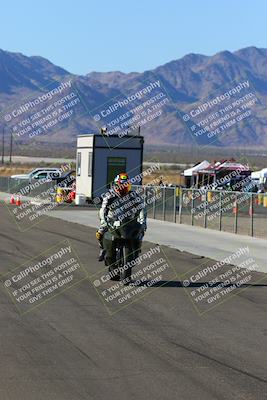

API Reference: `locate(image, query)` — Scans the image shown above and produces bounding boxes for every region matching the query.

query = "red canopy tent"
[196,159,251,189]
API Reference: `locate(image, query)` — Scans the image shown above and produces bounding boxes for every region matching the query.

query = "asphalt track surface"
[0,205,266,400]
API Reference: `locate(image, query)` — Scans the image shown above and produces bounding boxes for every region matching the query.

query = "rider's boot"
[98,248,106,262]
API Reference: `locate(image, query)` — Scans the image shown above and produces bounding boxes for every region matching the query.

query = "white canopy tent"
[183,160,210,177]
[183,160,210,187]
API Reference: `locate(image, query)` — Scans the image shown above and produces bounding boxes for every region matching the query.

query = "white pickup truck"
[11,168,61,181]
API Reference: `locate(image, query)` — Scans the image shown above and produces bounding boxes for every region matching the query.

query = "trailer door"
[107,157,127,188]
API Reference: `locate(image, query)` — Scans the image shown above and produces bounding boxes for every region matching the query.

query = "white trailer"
[76,134,144,201]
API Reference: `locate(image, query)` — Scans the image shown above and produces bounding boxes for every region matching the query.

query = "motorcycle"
[104,218,143,285]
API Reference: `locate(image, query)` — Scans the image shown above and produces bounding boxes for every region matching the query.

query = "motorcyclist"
[96,173,147,278]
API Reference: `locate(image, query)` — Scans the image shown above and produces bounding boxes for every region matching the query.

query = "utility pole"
[9,131,13,163]
[1,126,4,164]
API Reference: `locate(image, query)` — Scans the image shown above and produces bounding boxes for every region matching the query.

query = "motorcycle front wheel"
[120,245,132,285]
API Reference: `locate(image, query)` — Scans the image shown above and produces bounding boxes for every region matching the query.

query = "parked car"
[11,168,61,181]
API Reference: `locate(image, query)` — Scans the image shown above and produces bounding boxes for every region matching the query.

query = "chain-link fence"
[0,176,56,200]
[132,185,267,239]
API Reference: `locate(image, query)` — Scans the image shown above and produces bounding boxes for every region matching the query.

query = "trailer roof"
[77,133,144,138]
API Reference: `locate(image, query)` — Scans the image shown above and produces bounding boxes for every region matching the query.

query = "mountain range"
[0,46,267,148]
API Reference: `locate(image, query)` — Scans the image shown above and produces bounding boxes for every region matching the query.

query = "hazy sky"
[0,0,265,74]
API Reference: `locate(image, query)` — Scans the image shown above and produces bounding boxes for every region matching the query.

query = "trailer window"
[88,152,92,177]
[77,152,81,176]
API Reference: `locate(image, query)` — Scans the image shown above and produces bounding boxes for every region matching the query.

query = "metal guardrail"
[132,185,267,239]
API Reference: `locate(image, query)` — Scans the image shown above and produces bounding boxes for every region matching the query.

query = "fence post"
[191,190,195,226]
[203,191,207,228]
[143,186,147,208]
[234,193,238,234]
[219,191,222,231]
[152,188,156,219]
[178,188,183,224]
[250,193,254,237]
[173,187,177,223]
[162,186,166,221]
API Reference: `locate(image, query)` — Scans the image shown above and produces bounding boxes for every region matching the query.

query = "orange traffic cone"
[15,195,21,206]
[10,195,15,205]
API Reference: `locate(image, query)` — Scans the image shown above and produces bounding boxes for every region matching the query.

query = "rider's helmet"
[113,173,131,196]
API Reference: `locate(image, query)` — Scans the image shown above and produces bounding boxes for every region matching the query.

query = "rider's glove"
[96,230,103,241]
